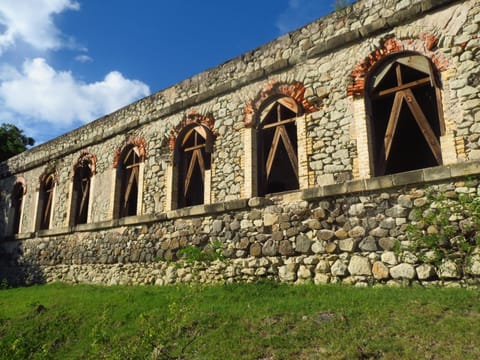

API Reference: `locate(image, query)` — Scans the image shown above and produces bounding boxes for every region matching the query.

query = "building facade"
[1,0,480,286]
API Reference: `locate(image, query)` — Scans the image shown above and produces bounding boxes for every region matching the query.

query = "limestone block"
[390,263,416,280]
[311,241,325,254]
[359,236,377,252]
[315,259,330,273]
[372,261,389,280]
[381,251,398,265]
[278,264,297,282]
[262,240,278,257]
[297,265,312,280]
[249,243,262,257]
[416,264,436,280]
[331,260,348,277]
[338,238,357,252]
[348,226,366,238]
[378,237,397,251]
[438,260,461,279]
[317,229,335,241]
[348,255,371,276]
[279,240,294,256]
[295,234,311,254]
[314,273,330,284]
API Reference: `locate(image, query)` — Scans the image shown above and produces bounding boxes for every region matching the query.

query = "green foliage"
[177,239,225,265]
[406,190,480,267]
[0,123,35,162]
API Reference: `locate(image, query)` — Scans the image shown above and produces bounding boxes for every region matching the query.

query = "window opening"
[118,146,140,217]
[11,182,25,234]
[72,161,92,225]
[178,126,210,207]
[39,174,54,230]
[257,97,299,195]
[367,54,443,175]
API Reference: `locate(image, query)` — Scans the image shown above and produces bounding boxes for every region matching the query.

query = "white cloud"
[0,0,80,54]
[75,54,93,63]
[0,58,150,127]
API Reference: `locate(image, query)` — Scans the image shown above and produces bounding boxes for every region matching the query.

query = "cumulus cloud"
[0,58,150,126]
[0,0,80,54]
[0,1,152,143]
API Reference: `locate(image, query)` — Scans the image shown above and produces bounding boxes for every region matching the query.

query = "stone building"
[1,0,480,286]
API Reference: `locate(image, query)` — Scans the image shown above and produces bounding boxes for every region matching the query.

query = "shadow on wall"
[0,163,46,287]
[0,240,46,287]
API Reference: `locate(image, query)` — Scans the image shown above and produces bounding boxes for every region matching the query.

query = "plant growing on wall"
[406,187,480,271]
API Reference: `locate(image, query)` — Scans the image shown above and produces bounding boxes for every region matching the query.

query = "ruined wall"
[0,0,479,286]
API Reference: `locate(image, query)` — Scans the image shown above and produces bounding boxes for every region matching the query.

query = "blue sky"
[0,0,346,144]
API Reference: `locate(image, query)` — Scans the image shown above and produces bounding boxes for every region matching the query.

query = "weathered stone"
[369,227,388,238]
[390,263,415,280]
[212,220,223,234]
[372,261,389,280]
[262,239,278,256]
[303,219,321,230]
[348,203,365,217]
[331,260,348,277]
[325,242,337,253]
[381,251,397,265]
[295,235,311,254]
[278,263,297,282]
[297,265,312,279]
[416,264,436,280]
[311,241,325,254]
[348,226,366,238]
[264,213,278,226]
[317,229,335,241]
[249,243,262,257]
[359,236,377,252]
[279,240,294,256]
[386,205,408,218]
[348,255,371,276]
[334,228,349,239]
[314,273,330,284]
[338,238,357,252]
[315,259,330,273]
[438,260,461,279]
[378,237,397,251]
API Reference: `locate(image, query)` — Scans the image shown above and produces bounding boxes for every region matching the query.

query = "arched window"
[38,173,55,230]
[71,159,93,225]
[116,145,141,218]
[257,96,300,195]
[176,124,213,207]
[366,53,444,176]
[11,181,25,234]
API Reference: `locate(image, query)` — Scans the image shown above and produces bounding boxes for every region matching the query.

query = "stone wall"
[1,162,480,287]
[0,0,480,286]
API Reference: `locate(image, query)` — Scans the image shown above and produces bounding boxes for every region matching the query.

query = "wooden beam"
[374,77,430,98]
[384,91,404,161]
[265,127,282,180]
[262,117,296,129]
[278,126,299,179]
[404,89,442,164]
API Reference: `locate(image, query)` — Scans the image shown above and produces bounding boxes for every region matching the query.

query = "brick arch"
[71,150,97,179]
[13,176,27,195]
[243,80,317,127]
[347,34,449,97]
[169,111,217,152]
[113,136,147,168]
[38,162,58,189]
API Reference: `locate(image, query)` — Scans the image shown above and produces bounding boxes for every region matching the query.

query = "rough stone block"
[348,255,371,276]
[372,261,389,280]
[390,263,416,280]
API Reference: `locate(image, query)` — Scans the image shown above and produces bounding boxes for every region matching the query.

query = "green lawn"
[0,282,479,359]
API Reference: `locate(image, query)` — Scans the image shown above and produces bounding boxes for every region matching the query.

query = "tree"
[0,123,35,162]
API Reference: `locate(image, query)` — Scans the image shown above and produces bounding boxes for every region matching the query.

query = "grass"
[0,282,479,359]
